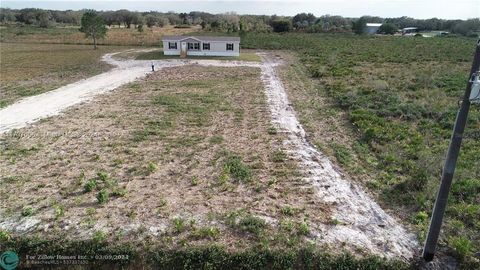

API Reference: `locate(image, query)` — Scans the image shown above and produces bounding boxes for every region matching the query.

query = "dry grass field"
[0,43,132,107]
[0,25,201,46]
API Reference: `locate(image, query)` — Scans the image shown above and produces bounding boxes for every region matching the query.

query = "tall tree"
[292,13,316,29]
[179,12,188,24]
[270,20,291,32]
[79,10,107,49]
[379,23,398,35]
[353,17,367,35]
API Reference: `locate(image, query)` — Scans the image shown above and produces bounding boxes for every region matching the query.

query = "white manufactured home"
[162,36,240,57]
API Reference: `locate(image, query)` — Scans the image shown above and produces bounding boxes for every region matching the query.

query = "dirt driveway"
[0,51,260,134]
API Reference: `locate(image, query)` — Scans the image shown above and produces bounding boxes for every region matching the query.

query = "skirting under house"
[162,35,240,57]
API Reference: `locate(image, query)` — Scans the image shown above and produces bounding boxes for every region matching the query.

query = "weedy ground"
[0,66,332,253]
[241,33,479,267]
[0,43,132,107]
[1,25,478,267]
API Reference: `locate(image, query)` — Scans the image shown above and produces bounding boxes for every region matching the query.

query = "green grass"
[133,49,261,62]
[0,235,412,269]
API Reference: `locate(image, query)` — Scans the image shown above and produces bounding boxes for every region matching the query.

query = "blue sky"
[1,0,479,19]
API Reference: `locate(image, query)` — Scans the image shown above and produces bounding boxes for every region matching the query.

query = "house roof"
[366,23,382,27]
[162,35,240,42]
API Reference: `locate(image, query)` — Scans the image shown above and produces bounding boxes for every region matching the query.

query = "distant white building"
[365,23,382,34]
[162,36,240,57]
[402,27,419,36]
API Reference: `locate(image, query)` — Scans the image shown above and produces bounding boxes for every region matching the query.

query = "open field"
[0,24,201,46]
[240,33,480,267]
[0,43,133,107]
[1,64,392,268]
[0,24,479,268]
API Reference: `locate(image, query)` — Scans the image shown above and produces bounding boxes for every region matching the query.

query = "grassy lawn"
[240,33,479,267]
[0,43,132,107]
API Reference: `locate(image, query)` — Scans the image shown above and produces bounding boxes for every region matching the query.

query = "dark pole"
[422,39,480,262]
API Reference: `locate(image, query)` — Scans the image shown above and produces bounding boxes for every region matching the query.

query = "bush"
[379,23,398,35]
[224,154,252,182]
[96,190,109,204]
[238,215,267,235]
[270,20,291,32]
[21,206,34,217]
[449,236,474,259]
[84,178,97,192]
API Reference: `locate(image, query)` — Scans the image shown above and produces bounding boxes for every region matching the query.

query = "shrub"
[271,20,291,32]
[379,23,398,35]
[21,206,34,217]
[172,218,186,233]
[332,143,352,166]
[281,206,295,216]
[191,227,220,240]
[298,222,310,235]
[0,230,10,241]
[96,190,109,204]
[449,236,473,259]
[224,154,252,182]
[83,178,97,192]
[92,230,107,243]
[54,205,65,219]
[272,150,287,163]
[267,126,278,135]
[238,215,267,235]
[147,162,158,175]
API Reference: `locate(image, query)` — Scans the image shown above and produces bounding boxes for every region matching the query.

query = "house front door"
[180,42,187,58]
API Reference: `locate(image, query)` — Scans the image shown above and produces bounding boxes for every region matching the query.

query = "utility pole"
[422,39,480,261]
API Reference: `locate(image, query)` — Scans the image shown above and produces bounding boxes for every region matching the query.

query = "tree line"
[1,8,479,36]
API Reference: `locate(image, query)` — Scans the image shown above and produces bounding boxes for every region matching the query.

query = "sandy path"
[258,52,419,259]
[0,51,260,134]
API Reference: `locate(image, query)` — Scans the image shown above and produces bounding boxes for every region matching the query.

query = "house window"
[168,42,177,49]
[226,43,234,51]
[203,43,210,50]
[188,42,200,50]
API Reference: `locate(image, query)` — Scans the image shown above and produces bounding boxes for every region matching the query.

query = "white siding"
[162,40,240,57]
[163,41,180,54]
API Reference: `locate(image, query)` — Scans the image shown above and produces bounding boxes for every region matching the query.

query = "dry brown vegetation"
[0,43,130,107]
[0,25,201,46]
[0,65,329,249]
